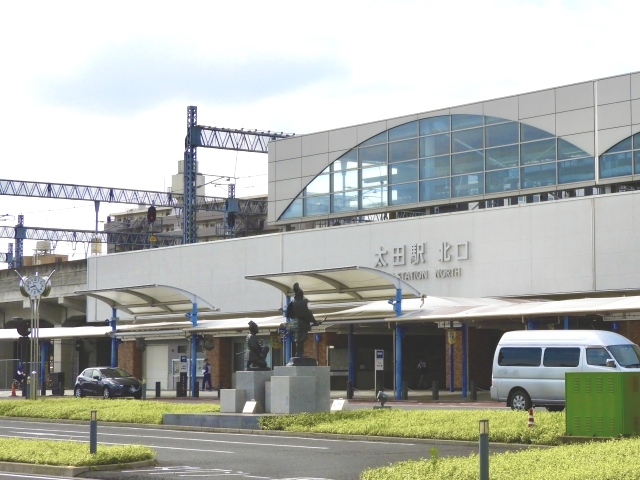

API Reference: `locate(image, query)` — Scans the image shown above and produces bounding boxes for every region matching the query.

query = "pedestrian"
[202,359,212,391]
[417,358,428,389]
[14,364,26,387]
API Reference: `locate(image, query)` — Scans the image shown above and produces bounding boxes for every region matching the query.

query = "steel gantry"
[0,178,267,212]
[0,224,180,265]
[182,106,293,244]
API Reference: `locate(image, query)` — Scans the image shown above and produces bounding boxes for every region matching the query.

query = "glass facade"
[280,114,594,220]
[599,133,640,179]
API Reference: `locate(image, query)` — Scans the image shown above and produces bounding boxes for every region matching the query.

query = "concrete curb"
[0,458,156,477]
[0,416,548,449]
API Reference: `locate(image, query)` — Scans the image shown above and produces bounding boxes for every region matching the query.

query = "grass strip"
[360,437,640,480]
[0,398,219,425]
[260,409,565,445]
[0,438,153,466]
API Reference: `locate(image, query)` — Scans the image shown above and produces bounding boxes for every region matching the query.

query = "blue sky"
[0,0,637,261]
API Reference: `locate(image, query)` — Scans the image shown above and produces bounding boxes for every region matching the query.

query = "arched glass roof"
[599,133,640,179]
[280,114,593,220]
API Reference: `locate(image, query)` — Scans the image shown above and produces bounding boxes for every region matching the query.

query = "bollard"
[401,380,408,400]
[21,381,27,397]
[156,381,161,398]
[194,381,199,398]
[141,379,146,400]
[470,380,477,402]
[346,380,354,400]
[479,420,489,480]
[217,382,222,399]
[59,381,64,396]
[89,410,97,454]
[40,380,46,397]
[432,380,439,400]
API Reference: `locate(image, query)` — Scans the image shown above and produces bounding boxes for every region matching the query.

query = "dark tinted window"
[497,347,542,366]
[586,348,612,366]
[543,347,580,367]
[100,368,131,378]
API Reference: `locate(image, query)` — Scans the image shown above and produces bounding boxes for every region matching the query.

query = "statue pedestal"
[235,370,273,411]
[220,389,246,413]
[269,366,330,413]
[286,356,318,366]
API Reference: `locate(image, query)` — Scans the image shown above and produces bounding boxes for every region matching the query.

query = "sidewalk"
[0,388,495,404]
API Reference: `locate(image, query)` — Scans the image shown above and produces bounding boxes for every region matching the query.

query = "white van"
[491,330,640,411]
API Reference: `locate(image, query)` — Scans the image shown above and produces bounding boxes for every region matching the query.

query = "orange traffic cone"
[527,408,534,428]
[10,382,16,397]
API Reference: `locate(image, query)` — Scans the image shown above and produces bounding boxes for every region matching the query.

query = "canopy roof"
[392,295,640,322]
[246,266,423,303]
[75,285,219,316]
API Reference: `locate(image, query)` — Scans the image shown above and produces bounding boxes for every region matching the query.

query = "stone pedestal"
[271,366,330,413]
[220,389,245,413]
[235,370,273,410]
[270,376,316,414]
[265,381,271,413]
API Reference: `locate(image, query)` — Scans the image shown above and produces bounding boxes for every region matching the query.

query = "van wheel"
[546,406,565,412]
[508,389,531,411]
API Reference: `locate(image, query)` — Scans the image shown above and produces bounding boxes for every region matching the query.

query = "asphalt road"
[0,419,530,480]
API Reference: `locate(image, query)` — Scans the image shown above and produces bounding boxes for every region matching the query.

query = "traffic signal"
[147,206,157,223]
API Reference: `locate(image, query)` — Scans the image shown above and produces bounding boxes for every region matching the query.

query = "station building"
[8,71,640,398]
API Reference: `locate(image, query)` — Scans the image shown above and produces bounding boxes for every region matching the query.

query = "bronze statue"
[285,282,319,358]
[245,320,270,370]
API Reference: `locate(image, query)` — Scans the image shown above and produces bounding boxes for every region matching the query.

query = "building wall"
[89,189,640,318]
[268,71,640,224]
[118,340,143,380]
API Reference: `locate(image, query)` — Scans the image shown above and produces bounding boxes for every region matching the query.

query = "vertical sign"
[375,350,384,371]
[374,349,384,397]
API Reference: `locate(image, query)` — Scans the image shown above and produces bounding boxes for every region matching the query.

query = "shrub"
[0,399,219,425]
[361,438,640,480]
[0,438,153,466]
[260,409,565,445]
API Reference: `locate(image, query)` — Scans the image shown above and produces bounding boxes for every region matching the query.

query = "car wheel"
[74,387,84,398]
[133,391,142,400]
[508,389,531,411]
[546,406,565,412]
[102,387,112,400]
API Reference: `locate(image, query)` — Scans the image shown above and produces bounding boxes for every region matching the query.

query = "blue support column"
[449,341,454,392]
[564,315,569,330]
[393,288,402,401]
[461,324,468,398]
[189,303,198,397]
[284,296,292,365]
[527,319,535,330]
[110,308,118,368]
[348,324,355,396]
[39,341,47,388]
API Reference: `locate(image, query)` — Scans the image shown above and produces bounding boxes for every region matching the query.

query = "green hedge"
[0,399,219,425]
[0,438,153,466]
[259,409,565,445]
[361,438,640,480]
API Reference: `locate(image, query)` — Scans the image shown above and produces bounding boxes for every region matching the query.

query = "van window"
[497,347,542,366]
[543,347,580,367]
[586,347,612,366]
[608,344,640,368]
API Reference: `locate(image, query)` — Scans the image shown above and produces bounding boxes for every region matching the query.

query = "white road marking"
[0,434,232,453]
[0,422,415,446]
[1,427,329,450]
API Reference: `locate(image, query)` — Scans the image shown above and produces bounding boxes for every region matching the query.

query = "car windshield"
[607,344,640,368]
[100,368,131,378]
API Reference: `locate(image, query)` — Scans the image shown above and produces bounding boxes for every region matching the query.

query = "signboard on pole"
[375,350,384,371]
[179,355,188,373]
